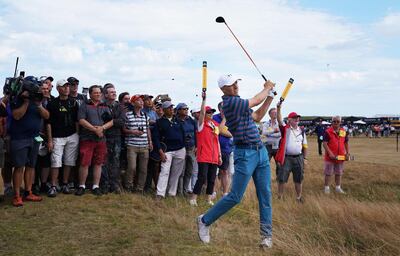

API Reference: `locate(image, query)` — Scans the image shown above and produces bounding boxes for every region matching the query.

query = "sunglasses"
[332,120,340,123]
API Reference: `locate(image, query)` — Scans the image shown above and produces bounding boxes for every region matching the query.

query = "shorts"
[218,152,231,171]
[10,138,40,168]
[324,161,344,176]
[277,155,304,184]
[79,140,107,166]
[51,133,79,168]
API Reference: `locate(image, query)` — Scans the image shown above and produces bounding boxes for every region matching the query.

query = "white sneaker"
[189,199,198,206]
[324,187,330,194]
[207,200,214,206]
[260,236,273,248]
[211,192,217,200]
[335,187,346,194]
[197,215,210,243]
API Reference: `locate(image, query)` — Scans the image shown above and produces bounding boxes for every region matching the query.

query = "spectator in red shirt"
[323,116,349,194]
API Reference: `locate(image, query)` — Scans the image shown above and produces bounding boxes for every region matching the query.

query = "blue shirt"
[315,124,325,139]
[213,113,233,154]
[143,107,158,122]
[222,95,261,146]
[9,99,43,140]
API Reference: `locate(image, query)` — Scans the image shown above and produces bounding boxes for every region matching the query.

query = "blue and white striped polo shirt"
[222,95,261,145]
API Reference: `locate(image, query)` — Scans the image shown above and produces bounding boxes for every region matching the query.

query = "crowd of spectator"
[0,76,236,207]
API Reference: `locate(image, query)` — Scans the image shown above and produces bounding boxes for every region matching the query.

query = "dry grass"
[1,137,400,255]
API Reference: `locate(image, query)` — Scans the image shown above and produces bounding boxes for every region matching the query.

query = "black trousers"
[193,162,217,195]
[317,139,323,155]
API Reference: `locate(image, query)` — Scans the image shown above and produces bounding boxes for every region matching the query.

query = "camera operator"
[9,76,49,207]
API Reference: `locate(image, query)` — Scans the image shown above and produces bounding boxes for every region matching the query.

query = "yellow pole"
[202,61,207,92]
[280,78,294,103]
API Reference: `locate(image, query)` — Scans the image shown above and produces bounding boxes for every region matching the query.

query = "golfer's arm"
[252,96,273,122]
[249,88,269,108]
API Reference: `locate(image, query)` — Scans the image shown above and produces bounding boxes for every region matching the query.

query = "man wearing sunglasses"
[176,103,197,195]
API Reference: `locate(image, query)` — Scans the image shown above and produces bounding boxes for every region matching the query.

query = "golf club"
[216,16,277,95]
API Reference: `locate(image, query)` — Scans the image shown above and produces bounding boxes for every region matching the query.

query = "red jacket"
[324,127,347,163]
[275,124,306,166]
[196,119,220,164]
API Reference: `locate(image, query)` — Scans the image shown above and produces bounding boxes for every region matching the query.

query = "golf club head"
[216,16,225,23]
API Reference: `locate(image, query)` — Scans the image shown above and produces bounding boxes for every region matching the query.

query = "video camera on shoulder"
[3,72,43,102]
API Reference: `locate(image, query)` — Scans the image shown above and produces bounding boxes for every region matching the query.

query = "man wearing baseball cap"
[197,74,275,248]
[153,101,186,199]
[275,105,308,203]
[123,95,152,193]
[175,103,197,195]
[67,77,87,106]
[46,79,79,197]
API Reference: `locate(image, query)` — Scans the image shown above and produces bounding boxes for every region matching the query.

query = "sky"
[0,0,399,119]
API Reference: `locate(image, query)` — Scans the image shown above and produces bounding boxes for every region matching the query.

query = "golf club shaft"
[223,22,277,95]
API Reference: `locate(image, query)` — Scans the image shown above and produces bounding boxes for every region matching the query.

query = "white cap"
[190,107,201,113]
[217,74,241,88]
[56,79,70,87]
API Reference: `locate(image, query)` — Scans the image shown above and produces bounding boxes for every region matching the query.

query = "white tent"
[354,120,366,125]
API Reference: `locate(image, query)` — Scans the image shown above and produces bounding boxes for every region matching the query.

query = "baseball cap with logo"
[217,74,241,88]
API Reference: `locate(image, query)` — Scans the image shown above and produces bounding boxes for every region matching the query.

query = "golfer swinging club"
[197,74,275,248]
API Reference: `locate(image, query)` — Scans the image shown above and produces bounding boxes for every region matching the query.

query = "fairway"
[1,137,400,256]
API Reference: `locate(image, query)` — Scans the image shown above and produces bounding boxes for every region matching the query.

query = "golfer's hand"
[264,80,275,91]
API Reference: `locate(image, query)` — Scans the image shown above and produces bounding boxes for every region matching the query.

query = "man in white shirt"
[276,103,308,203]
[262,108,281,177]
